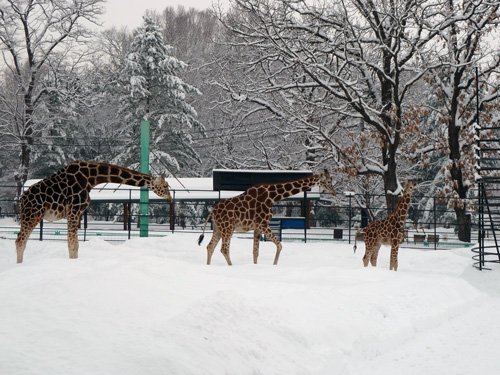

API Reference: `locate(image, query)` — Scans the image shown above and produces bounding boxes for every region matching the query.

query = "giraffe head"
[393,179,415,217]
[403,179,415,195]
[151,175,173,203]
[317,169,336,196]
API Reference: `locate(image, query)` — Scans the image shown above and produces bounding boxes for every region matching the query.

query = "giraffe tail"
[353,229,363,254]
[197,235,204,245]
[197,213,212,246]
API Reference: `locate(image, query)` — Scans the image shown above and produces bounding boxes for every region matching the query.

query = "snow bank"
[0,235,499,375]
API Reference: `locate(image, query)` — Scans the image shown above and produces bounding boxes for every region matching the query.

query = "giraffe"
[198,170,336,266]
[353,179,415,271]
[15,160,172,263]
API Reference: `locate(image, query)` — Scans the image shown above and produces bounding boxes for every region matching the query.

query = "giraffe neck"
[391,191,412,223]
[69,161,154,189]
[267,175,320,203]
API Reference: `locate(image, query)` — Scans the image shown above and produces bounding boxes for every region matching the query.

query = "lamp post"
[345,191,355,244]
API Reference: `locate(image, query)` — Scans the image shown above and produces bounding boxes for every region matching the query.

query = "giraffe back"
[19,162,92,220]
[211,185,274,232]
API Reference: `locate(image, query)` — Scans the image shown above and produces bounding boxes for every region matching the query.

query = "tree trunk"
[382,139,399,213]
[123,203,129,230]
[16,95,34,198]
[455,206,471,242]
[447,69,471,243]
[361,208,369,228]
[15,142,31,198]
[379,44,401,213]
[384,160,399,212]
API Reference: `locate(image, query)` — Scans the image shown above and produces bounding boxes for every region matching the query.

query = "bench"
[427,234,440,243]
[414,234,426,243]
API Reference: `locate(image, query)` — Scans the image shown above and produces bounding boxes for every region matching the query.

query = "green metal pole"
[140,118,150,237]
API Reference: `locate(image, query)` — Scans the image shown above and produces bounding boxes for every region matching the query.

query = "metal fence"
[0,184,482,249]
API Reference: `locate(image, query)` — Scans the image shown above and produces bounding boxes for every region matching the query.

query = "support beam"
[140,118,150,237]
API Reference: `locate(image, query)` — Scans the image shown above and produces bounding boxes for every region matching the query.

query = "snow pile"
[1,234,499,375]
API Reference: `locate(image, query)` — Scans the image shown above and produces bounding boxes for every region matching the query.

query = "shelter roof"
[23,176,321,202]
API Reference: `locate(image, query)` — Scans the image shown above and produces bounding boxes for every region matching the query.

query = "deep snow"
[1,233,499,375]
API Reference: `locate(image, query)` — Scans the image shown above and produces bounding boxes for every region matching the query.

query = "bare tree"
[159,5,218,63]
[0,0,104,195]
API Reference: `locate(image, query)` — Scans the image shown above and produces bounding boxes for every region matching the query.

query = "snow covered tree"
[117,16,203,174]
[69,28,135,162]
[215,0,498,210]
[0,0,104,196]
[408,0,500,241]
[157,6,237,176]
[33,60,118,171]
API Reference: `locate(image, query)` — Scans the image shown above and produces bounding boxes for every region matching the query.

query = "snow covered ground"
[1,233,499,375]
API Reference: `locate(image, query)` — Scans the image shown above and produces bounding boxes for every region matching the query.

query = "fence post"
[304,191,307,243]
[433,196,437,250]
[127,190,132,240]
[83,210,88,241]
[39,219,43,241]
[170,190,175,233]
[345,192,354,244]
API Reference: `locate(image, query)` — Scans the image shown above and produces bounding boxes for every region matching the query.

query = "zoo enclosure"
[0,183,481,249]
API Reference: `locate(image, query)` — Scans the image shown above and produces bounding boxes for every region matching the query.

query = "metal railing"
[0,184,481,249]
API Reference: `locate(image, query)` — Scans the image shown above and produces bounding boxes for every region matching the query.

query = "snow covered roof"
[22,177,321,202]
[212,169,314,191]
[212,169,313,174]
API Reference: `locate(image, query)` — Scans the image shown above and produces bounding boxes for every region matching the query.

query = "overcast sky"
[100,0,223,29]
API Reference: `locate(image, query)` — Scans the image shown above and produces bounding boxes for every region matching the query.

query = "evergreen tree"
[117,16,203,174]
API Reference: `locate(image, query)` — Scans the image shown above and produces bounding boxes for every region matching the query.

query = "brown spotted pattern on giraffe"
[201,170,336,266]
[361,180,415,271]
[15,160,172,263]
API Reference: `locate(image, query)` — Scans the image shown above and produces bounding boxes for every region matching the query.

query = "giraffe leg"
[15,216,42,264]
[362,248,372,267]
[220,235,233,266]
[253,230,261,264]
[206,230,221,265]
[66,212,82,259]
[362,238,373,267]
[370,244,381,267]
[390,242,400,271]
[260,226,282,265]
